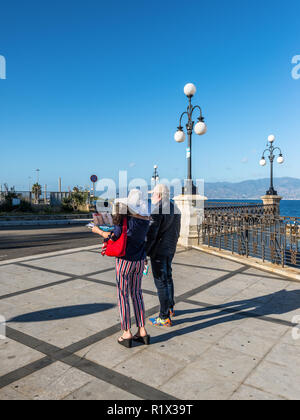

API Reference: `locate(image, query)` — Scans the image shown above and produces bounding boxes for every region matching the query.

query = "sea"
[205,200,300,218]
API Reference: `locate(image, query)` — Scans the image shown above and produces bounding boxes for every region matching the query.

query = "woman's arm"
[92,225,112,239]
[92,218,124,241]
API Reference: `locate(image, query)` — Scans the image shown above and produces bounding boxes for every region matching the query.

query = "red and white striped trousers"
[116,258,146,331]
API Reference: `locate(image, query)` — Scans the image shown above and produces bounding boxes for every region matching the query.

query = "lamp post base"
[182,179,198,195]
[174,193,207,248]
[261,195,282,215]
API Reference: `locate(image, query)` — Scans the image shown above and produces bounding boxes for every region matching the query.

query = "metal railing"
[198,207,300,269]
[204,202,276,216]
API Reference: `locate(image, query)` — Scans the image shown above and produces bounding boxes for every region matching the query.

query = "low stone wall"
[0,213,93,221]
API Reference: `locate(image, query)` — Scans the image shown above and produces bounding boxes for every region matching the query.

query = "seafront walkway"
[0,245,300,400]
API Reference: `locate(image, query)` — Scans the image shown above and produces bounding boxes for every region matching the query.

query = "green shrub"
[61,196,73,212]
[18,200,33,212]
[61,187,89,212]
[0,185,18,211]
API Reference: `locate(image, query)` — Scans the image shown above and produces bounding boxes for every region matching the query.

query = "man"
[146,184,181,327]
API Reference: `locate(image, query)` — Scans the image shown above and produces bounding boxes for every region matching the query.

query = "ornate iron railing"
[198,210,300,269]
[204,202,276,216]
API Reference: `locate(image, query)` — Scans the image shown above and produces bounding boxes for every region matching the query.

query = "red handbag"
[101,217,127,257]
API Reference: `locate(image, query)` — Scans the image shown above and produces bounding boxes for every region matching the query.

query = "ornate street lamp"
[174,83,207,195]
[259,134,284,195]
[151,165,159,186]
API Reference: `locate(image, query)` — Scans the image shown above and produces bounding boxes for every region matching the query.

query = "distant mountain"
[204,177,300,200]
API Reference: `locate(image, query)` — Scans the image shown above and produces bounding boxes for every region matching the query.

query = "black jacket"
[146,200,181,258]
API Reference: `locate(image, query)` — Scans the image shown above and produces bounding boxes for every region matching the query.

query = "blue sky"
[0,0,299,191]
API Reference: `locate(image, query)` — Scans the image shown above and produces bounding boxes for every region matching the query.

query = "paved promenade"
[0,246,300,400]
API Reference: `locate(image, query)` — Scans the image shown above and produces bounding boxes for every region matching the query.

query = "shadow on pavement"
[8,303,115,323]
[151,289,300,344]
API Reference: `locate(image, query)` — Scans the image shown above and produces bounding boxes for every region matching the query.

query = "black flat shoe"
[132,335,150,345]
[118,336,133,348]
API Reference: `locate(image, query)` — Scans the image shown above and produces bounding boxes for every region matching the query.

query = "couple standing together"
[92,184,181,348]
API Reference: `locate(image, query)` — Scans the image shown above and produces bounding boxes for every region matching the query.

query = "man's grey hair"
[153,184,170,201]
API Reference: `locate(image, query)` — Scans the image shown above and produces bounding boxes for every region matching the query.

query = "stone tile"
[30,321,100,348]
[149,333,213,363]
[172,315,239,343]
[0,386,32,400]
[142,274,157,293]
[0,339,44,376]
[165,301,245,343]
[265,341,300,368]
[285,283,300,292]
[244,267,289,282]
[8,303,118,347]
[234,279,290,305]
[5,280,117,314]
[190,344,259,383]
[64,378,141,400]
[0,301,34,321]
[76,334,146,369]
[4,287,68,308]
[113,349,186,388]
[160,365,239,400]
[217,327,278,358]
[87,271,117,286]
[26,253,115,276]
[0,284,16,296]
[7,320,61,341]
[0,264,67,296]
[230,384,286,400]
[282,328,300,347]
[173,249,244,271]
[43,279,116,302]
[221,272,262,289]
[245,360,300,400]
[9,362,93,400]
[239,318,289,340]
[191,270,289,307]
[142,293,160,311]
[191,283,251,305]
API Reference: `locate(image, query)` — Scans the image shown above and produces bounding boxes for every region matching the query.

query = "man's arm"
[145,214,163,256]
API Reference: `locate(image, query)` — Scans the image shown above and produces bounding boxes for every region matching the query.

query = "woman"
[92,190,150,348]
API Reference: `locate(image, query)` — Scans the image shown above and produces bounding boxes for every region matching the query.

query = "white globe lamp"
[194,121,207,135]
[260,158,266,166]
[268,134,275,143]
[184,83,197,98]
[277,155,284,164]
[174,130,186,143]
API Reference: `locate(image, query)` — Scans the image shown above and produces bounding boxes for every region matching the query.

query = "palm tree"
[32,183,41,204]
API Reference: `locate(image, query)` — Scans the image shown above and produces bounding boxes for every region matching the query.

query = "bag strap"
[122,216,128,234]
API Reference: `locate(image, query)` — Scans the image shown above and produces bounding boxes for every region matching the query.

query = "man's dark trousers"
[151,254,175,320]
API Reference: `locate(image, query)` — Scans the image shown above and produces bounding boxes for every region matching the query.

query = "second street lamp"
[174,83,207,195]
[259,134,284,196]
[152,165,159,186]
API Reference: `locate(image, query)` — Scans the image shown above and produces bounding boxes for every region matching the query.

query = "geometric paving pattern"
[1,247,300,400]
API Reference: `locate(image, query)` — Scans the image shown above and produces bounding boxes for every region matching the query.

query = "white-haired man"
[146,184,181,327]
